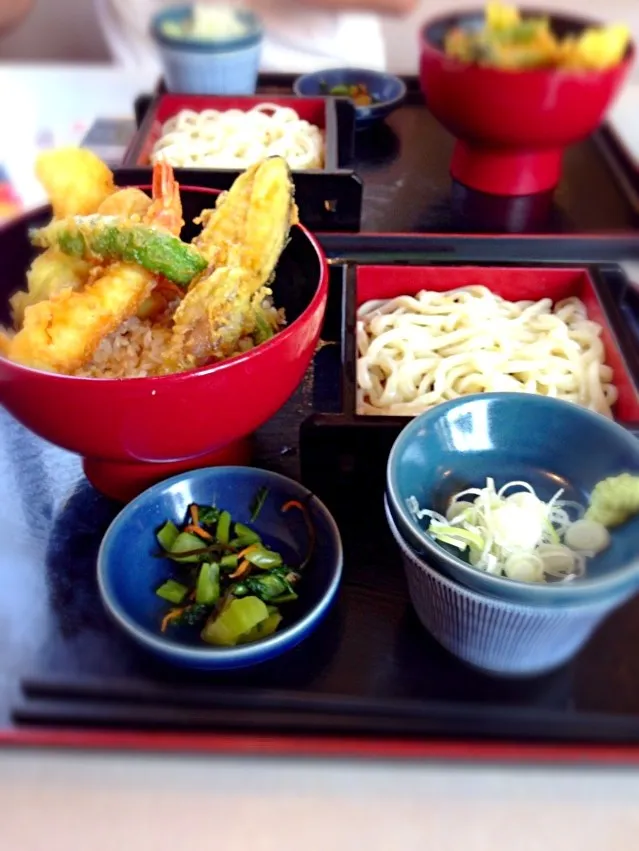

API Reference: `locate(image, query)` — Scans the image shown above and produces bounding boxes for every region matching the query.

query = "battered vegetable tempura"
[444,2,631,71]
[31,216,207,286]
[167,156,297,370]
[35,146,115,219]
[10,250,90,328]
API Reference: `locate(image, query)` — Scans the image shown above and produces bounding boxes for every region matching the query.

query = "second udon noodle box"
[354,265,639,424]
[0,181,329,502]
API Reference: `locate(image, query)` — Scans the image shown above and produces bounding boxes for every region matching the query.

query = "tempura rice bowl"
[0,186,328,499]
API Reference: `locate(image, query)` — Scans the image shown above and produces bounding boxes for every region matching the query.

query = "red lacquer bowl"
[0,186,328,501]
[419,9,635,196]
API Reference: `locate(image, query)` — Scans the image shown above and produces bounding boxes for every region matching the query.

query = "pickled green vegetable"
[232,522,261,546]
[195,563,220,605]
[155,489,315,645]
[216,510,231,545]
[201,596,269,646]
[245,572,290,601]
[270,592,299,604]
[250,486,269,522]
[169,532,207,563]
[237,611,283,644]
[197,505,221,526]
[243,546,283,569]
[156,520,179,551]
[156,579,189,604]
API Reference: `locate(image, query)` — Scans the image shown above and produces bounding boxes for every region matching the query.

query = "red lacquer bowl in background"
[0,186,328,501]
[419,9,635,196]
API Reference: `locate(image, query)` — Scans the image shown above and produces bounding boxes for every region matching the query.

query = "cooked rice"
[73,297,286,379]
[73,316,172,378]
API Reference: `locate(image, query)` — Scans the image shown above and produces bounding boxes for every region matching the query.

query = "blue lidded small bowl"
[151,5,263,95]
[293,68,407,129]
[97,467,343,670]
[387,393,639,606]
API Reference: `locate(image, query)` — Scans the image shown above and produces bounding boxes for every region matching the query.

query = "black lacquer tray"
[3,248,639,759]
[3,73,639,762]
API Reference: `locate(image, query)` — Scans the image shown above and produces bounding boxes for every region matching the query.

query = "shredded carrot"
[161,607,185,632]
[190,504,200,526]
[184,523,213,541]
[230,559,251,579]
[281,498,316,570]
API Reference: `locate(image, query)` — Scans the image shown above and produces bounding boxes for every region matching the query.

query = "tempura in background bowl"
[419,3,635,195]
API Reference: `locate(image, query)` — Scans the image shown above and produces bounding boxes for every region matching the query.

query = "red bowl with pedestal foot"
[419,9,635,196]
[0,186,328,501]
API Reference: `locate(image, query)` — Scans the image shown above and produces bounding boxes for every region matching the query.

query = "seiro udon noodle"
[356,285,617,417]
[151,104,325,171]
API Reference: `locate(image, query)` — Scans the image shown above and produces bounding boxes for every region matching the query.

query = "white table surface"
[1,63,639,850]
[3,750,639,850]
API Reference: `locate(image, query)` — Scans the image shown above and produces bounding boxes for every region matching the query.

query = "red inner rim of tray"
[355,265,639,423]
[136,94,328,166]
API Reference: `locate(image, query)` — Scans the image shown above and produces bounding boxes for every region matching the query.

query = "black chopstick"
[18,675,639,744]
[21,675,376,717]
[13,691,639,744]
[13,693,467,738]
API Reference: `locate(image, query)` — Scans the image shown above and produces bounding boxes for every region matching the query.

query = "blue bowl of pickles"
[97,466,343,669]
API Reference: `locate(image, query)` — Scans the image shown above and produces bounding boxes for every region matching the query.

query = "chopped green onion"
[253,309,274,344]
[429,523,484,552]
